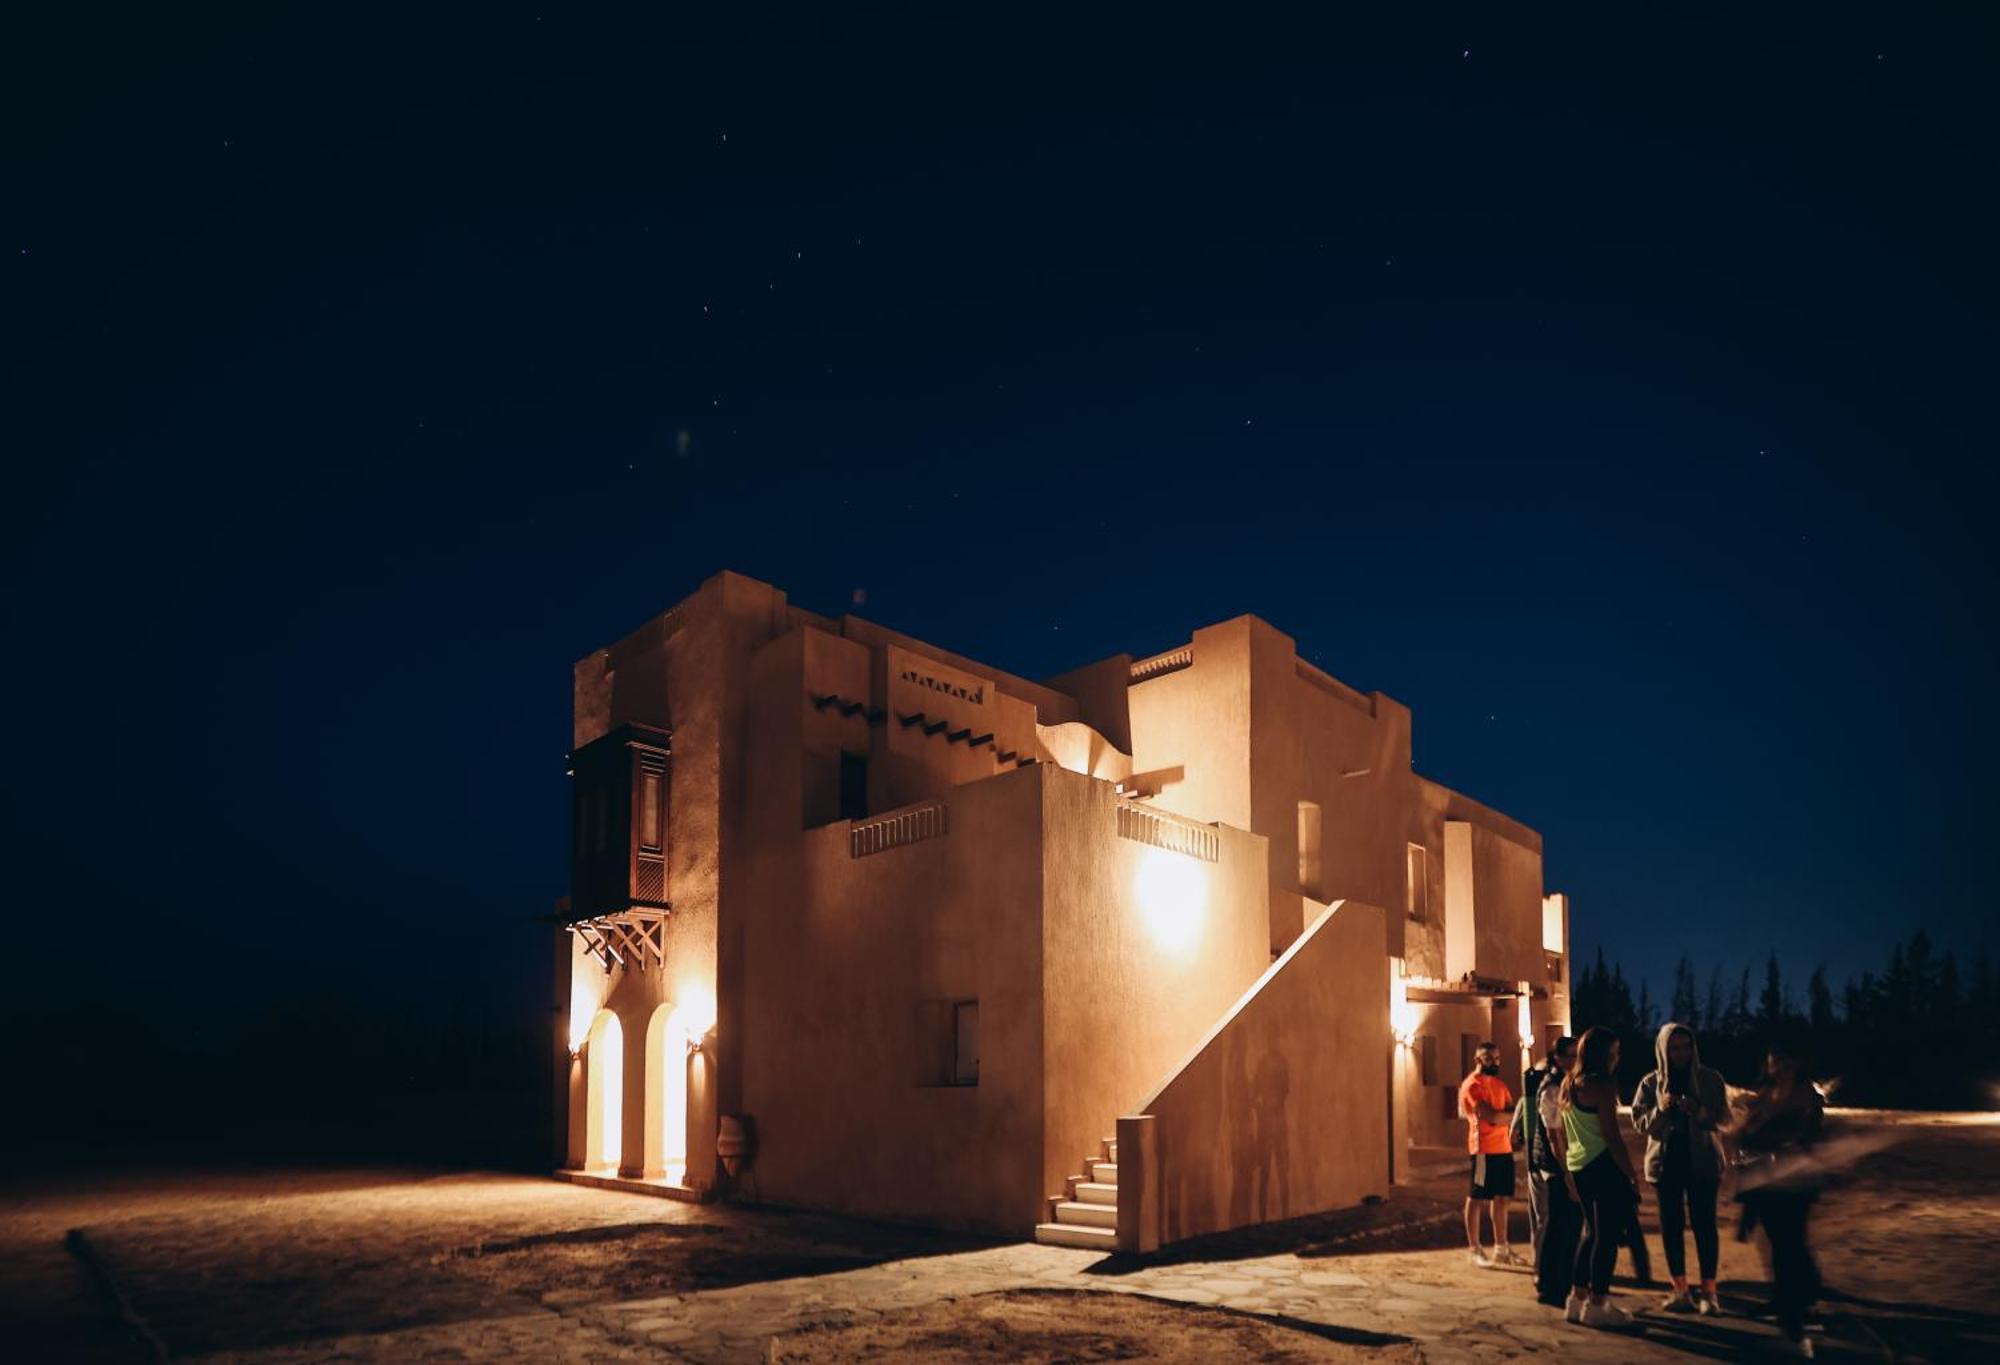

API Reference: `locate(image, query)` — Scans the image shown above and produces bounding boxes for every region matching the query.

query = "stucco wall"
[562,571,795,1183]
[1471,824,1544,985]
[1130,900,1391,1246]
[1128,620,1253,833]
[736,767,1047,1234]
[1038,769,1270,1213]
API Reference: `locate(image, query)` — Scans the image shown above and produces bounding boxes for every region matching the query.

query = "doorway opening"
[644,1003,691,1184]
[584,1009,623,1173]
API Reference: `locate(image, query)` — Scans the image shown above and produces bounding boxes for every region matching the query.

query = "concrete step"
[1054,1199,1117,1229]
[1074,1181,1118,1206]
[1088,1160,1118,1184]
[1034,1220,1117,1250]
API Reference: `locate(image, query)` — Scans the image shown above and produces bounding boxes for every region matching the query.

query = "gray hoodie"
[1629,1021,1728,1184]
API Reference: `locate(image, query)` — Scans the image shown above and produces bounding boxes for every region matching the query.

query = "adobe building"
[554,570,1571,1252]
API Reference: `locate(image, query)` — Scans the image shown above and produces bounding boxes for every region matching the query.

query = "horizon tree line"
[1568,930,1997,1110]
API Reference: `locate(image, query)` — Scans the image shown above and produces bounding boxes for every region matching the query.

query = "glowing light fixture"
[677,981,716,1043]
[1134,846,1205,955]
[1390,962,1416,1046]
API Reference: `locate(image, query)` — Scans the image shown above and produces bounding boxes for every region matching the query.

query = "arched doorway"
[584,1009,623,1173]
[644,1004,690,1184]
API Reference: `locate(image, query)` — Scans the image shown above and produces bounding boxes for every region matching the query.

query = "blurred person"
[1732,1039,1827,1357]
[1632,1022,1727,1314]
[1459,1040,1522,1268]
[1559,1027,1643,1330]
[1513,1034,1581,1305]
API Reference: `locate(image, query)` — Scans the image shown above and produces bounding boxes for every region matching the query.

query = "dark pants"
[1655,1172,1720,1281]
[1747,1190,1820,1341]
[1533,1170,1582,1304]
[1571,1153,1635,1297]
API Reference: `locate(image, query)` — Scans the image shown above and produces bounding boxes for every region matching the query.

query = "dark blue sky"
[4,5,1994,1047]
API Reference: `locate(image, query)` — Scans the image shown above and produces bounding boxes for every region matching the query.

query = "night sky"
[4,8,1995,1150]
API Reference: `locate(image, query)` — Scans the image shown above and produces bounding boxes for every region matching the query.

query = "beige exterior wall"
[557,570,1565,1245]
[739,770,1048,1232]
[1127,901,1391,1245]
[1038,769,1271,1218]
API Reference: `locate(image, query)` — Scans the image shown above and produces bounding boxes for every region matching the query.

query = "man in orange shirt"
[1460,1040,1523,1269]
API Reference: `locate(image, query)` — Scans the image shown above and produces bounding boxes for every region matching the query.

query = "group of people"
[1457,1023,1827,1355]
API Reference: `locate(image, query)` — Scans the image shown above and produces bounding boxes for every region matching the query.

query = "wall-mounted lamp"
[1390,965,1417,1047]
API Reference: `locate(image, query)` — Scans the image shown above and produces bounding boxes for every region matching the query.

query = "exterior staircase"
[1034,1135,1119,1249]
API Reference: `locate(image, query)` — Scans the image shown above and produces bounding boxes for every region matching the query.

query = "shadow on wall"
[1138,901,1390,1249]
[1225,1033,1292,1228]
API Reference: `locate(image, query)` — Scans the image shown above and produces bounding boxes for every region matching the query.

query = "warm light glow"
[569,945,608,1052]
[1135,846,1205,955]
[645,1003,691,1184]
[1390,961,1416,1046]
[1541,894,1566,954]
[585,1009,623,1173]
[1517,984,1535,1050]
[676,980,716,1041]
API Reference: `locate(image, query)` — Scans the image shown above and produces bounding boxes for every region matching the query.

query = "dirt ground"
[767,1288,1423,1363]
[3,1111,1995,1362]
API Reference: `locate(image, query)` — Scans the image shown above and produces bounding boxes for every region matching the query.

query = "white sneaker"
[1492,1245,1527,1268]
[1468,1246,1493,1269]
[1564,1290,1588,1324]
[1659,1288,1694,1312]
[1581,1299,1635,1329]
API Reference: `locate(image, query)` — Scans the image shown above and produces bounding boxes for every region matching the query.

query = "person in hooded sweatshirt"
[1630,1021,1728,1314]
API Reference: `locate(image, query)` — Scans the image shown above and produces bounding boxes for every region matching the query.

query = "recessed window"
[1405,844,1429,922]
[1296,801,1322,899]
[1419,1034,1438,1087]
[638,768,664,853]
[953,1001,980,1087]
[916,998,980,1087]
[839,752,869,822]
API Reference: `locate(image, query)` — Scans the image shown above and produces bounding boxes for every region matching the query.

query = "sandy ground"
[3,1111,1995,1361]
[767,1288,1423,1362]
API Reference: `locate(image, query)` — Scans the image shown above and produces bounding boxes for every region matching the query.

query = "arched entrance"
[644,1003,690,1184]
[584,1009,623,1173]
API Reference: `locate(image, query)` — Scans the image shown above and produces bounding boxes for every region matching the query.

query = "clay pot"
[717,1114,757,1176]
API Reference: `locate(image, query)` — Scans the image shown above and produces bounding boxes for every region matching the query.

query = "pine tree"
[1759,952,1785,1032]
[1808,966,1835,1033]
[1725,967,1752,1038]
[1609,963,1638,1034]
[1705,963,1729,1035]
[1671,955,1700,1032]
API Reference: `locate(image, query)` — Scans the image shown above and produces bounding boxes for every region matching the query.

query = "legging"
[1655,1172,1720,1281]
[1570,1153,1636,1297]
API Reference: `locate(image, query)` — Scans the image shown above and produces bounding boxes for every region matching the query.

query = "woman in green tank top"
[1557,1027,1643,1329]
[1562,1094,1610,1170]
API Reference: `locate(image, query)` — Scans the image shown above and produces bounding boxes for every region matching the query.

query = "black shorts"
[1470,1153,1516,1198]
